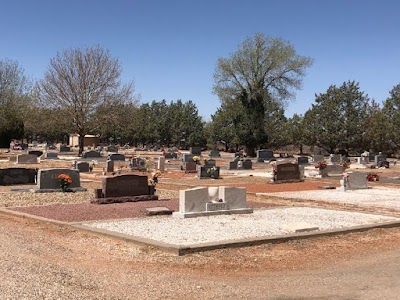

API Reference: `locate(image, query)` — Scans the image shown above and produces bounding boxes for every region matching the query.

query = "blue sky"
[1,0,400,120]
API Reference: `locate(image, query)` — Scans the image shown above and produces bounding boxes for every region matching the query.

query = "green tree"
[213,33,312,156]
[380,84,400,153]
[35,46,135,154]
[303,81,371,154]
[285,114,306,154]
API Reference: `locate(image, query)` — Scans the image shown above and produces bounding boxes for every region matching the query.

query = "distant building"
[69,134,100,148]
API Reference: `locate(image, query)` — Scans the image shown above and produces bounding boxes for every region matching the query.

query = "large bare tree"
[36,46,135,154]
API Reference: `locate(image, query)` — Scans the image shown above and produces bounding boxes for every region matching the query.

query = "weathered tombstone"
[59,145,71,152]
[325,164,344,176]
[375,154,387,167]
[173,186,252,218]
[82,150,101,158]
[274,163,301,183]
[44,152,58,159]
[16,154,38,164]
[189,147,202,156]
[28,150,43,157]
[157,156,165,171]
[36,168,85,191]
[369,153,377,162]
[297,156,309,165]
[106,160,114,173]
[198,165,220,179]
[227,156,241,170]
[299,165,305,179]
[329,154,341,164]
[184,161,197,173]
[0,168,37,185]
[346,172,368,190]
[313,155,324,163]
[107,153,125,161]
[209,150,221,157]
[101,174,154,198]
[256,149,274,162]
[243,159,253,170]
[76,161,90,172]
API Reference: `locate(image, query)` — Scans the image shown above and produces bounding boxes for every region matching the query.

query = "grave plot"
[257,186,400,211]
[77,206,399,255]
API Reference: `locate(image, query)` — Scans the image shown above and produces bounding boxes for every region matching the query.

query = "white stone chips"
[83,207,398,246]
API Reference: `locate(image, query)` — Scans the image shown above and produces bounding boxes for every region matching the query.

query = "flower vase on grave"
[208,187,220,203]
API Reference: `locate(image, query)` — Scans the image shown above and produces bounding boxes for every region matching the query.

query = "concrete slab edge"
[2,206,400,256]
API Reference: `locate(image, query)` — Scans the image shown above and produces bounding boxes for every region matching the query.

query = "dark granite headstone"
[59,146,71,152]
[297,156,309,165]
[0,168,37,185]
[209,150,221,157]
[107,153,125,161]
[28,150,43,157]
[37,168,81,190]
[198,165,220,179]
[256,149,274,162]
[189,147,202,155]
[243,159,252,169]
[184,161,197,173]
[76,162,90,172]
[102,174,153,198]
[274,163,300,182]
[82,150,101,158]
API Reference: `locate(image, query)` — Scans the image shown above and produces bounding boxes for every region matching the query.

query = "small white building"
[69,134,100,148]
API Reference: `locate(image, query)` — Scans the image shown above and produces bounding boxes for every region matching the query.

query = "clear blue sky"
[1,0,400,120]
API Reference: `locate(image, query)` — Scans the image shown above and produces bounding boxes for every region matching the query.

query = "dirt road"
[1,213,400,299]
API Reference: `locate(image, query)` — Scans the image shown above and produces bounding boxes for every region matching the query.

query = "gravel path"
[83,207,399,246]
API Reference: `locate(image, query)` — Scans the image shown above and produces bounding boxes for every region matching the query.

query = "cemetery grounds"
[1,148,400,299]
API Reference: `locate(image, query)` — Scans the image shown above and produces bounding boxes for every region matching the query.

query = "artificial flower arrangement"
[192,156,200,164]
[367,173,379,182]
[56,173,72,192]
[149,169,161,186]
[315,161,327,169]
[341,161,351,169]
[206,166,219,179]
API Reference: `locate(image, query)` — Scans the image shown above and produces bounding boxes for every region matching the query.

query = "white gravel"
[83,207,399,246]
[258,187,400,210]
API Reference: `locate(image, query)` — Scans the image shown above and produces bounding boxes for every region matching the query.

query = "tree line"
[1,34,400,156]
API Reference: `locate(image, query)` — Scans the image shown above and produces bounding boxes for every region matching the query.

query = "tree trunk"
[246,146,256,157]
[79,134,85,155]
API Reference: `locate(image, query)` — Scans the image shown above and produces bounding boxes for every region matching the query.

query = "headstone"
[369,153,377,162]
[198,165,220,179]
[360,156,369,164]
[44,152,58,159]
[59,145,71,152]
[243,159,252,170]
[274,163,301,182]
[297,156,309,165]
[107,145,117,152]
[182,154,195,163]
[101,174,154,198]
[299,165,305,179]
[325,164,344,176]
[313,155,324,163]
[346,172,368,190]
[164,152,174,159]
[107,153,125,161]
[375,154,387,167]
[130,157,146,171]
[184,161,197,173]
[157,156,165,171]
[209,150,221,157]
[205,159,216,167]
[16,154,38,164]
[28,150,43,157]
[106,160,114,173]
[173,186,252,218]
[0,168,37,185]
[329,154,341,164]
[82,150,101,158]
[37,168,82,190]
[189,147,202,156]
[256,149,274,162]
[76,162,90,172]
